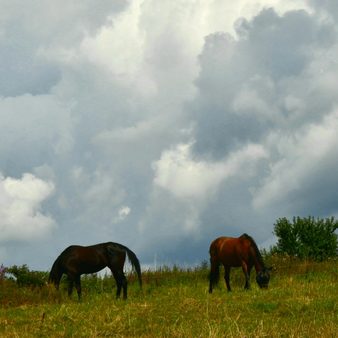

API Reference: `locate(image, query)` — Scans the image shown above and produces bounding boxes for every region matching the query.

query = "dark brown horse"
[49,242,142,300]
[209,234,271,293]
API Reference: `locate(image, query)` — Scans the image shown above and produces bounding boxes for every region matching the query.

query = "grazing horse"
[209,234,271,293]
[49,242,142,300]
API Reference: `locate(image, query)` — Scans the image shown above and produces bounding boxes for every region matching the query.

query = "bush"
[0,264,6,284]
[272,216,338,261]
[6,264,48,287]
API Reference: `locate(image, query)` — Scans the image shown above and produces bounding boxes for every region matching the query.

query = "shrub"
[6,264,48,287]
[0,264,6,282]
[272,216,338,261]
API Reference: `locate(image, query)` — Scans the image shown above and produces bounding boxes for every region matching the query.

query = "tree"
[272,216,338,261]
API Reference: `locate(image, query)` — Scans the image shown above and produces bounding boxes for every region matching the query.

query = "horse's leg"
[55,275,61,291]
[67,278,74,297]
[74,276,82,301]
[109,253,127,299]
[224,266,231,292]
[247,265,253,282]
[112,270,122,299]
[208,264,213,293]
[115,270,127,300]
[241,262,250,289]
[120,271,127,300]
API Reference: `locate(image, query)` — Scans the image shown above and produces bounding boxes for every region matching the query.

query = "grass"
[0,258,337,337]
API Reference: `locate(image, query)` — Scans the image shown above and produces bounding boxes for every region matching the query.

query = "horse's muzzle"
[259,283,269,289]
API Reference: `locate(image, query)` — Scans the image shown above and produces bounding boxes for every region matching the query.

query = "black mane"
[241,233,265,268]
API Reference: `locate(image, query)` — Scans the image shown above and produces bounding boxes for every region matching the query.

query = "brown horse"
[49,242,142,300]
[209,234,271,293]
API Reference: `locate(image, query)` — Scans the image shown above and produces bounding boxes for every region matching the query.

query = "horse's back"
[209,236,247,267]
[209,236,237,252]
[58,244,109,274]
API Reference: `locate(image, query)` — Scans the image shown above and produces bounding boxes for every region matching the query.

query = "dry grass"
[0,258,337,337]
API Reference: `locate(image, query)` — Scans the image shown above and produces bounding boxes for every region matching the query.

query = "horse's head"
[256,267,272,288]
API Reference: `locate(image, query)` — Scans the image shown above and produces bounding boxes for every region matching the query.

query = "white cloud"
[80,1,146,84]
[0,173,55,242]
[153,142,267,199]
[253,108,338,209]
[113,206,131,223]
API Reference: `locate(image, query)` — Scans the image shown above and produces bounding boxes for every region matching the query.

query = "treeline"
[1,216,337,288]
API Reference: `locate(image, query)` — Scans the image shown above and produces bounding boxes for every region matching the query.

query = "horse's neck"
[253,260,264,272]
[250,248,265,272]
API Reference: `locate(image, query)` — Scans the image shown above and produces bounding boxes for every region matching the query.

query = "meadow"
[0,256,337,337]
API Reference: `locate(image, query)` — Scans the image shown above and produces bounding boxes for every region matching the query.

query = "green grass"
[0,258,337,337]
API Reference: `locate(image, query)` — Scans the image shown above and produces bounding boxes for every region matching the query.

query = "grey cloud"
[240,9,335,78]
[0,47,60,96]
[1,2,338,270]
[308,0,338,21]
[0,94,73,176]
[182,5,338,256]
[191,8,337,160]
[0,0,127,96]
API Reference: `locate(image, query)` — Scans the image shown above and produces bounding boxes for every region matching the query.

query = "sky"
[1,0,338,271]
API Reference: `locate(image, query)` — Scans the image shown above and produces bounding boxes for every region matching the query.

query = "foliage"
[6,264,48,287]
[272,216,338,261]
[0,264,6,281]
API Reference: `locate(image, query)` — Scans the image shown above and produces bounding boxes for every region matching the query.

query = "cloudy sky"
[1,0,338,271]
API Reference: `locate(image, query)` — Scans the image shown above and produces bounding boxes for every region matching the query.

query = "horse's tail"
[209,242,220,292]
[125,247,142,288]
[209,260,220,288]
[108,243,142,287]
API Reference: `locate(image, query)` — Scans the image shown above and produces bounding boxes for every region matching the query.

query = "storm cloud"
[1,0,337,269]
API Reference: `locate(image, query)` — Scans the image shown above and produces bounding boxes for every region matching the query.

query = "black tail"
[209,261,220,289]
[125,247,142,288]
[209,244,220,293]
[108,243,142,287]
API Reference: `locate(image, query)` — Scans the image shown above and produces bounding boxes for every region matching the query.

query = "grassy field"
[0,257,337,337]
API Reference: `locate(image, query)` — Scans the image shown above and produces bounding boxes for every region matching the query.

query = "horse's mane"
[48,247,72,283]
[240,233,265,268]
[48,255,61,284]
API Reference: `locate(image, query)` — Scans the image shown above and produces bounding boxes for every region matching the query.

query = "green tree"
[272,216,338,261]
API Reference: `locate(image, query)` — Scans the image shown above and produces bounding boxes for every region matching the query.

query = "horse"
[209,233,271,293]
[48,242,142,300]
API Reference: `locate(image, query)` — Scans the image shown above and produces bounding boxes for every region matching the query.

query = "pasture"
[0,256,337,337]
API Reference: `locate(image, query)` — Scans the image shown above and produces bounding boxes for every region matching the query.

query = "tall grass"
[1,257,337,337]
